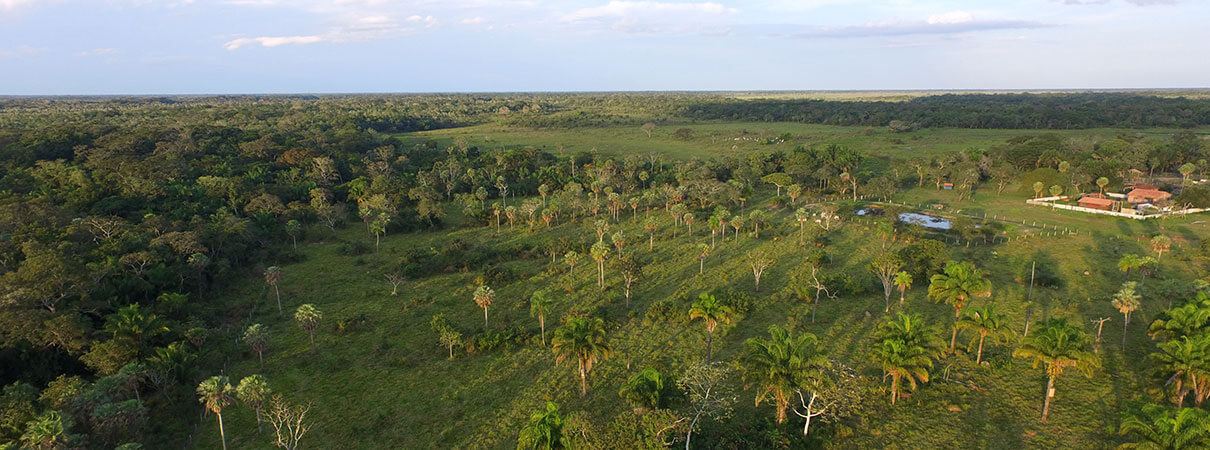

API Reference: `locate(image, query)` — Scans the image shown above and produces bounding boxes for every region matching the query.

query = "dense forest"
[2,92,1210,448]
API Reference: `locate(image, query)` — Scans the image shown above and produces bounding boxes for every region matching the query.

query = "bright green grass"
[195,183,1209,448]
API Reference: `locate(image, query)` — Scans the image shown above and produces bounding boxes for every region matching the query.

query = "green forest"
[3,92,1210,448]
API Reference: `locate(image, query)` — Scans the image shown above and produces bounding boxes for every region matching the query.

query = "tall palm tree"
[956,305,1014,365]
[689,293,734,361]
[873,313,943,405]
[894,271,913,308]
[928,261,992,351]
[1150,335,1210,408]
[741,325,830,424]
[264,266,283,314]
[590,241,610,290]
[530,291,554,346]
[1113,281,1142,346]
[243,323,270,370]
[1118,404,1210,449]
[552,316,612,397]
[235,374,271,433]
[1013,318,1099,422]
[517,402,566,450]
[294,304,322,354]
[473,285,495,328]
[197,376,235,450]
[1151,235,1172,264]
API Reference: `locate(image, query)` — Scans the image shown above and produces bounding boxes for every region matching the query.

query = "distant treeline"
[679,93,1210,129]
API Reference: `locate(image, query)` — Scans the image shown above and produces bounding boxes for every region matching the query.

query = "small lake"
[898,212,952,230]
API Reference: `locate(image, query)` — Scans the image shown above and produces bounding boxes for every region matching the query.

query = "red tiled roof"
[1078,197,1114,207]
[1128,189,1172,201]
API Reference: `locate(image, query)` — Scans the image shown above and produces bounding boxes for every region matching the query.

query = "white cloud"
[461,16,483,24]
[564,1,739,34]
[224,35,323,50]
[74,48,119,57]
[927,11,973,25]
[0,0,37,10]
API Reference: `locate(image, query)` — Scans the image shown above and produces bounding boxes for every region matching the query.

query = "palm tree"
[1119,254,1145,280]
[1152,235,1172,264]
[236,374,271,433]
[197,376,235,450]
[1149,298,1210,342]
[873,313,943,405]
[956,305,1013,365]
[243,323,270,370]
[20,411,72,450]
[530,291,554,346]
[741,325,830,424]
[591,241,609,290]
[1113,281,1143,346]
[928,261,992,351]
[689,293,734,361]
[103,303,166,352]
[552,316,612,397]
[294,304,322,354]
[618,368,674,413]
[517,402,566,450]
[473,285,495,328]
[1150,335,1210,408]
[1013,318,1099,422]
[564,250,580,274]
[894,271,913,307]
[1118,404,1210,449]
[264,266,283,314]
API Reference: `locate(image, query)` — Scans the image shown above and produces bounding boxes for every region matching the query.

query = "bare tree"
[748,250,772,292]
[266,396,311,450]
[384,273,406,296]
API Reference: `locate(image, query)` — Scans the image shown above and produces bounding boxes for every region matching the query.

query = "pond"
[898,212,952,230]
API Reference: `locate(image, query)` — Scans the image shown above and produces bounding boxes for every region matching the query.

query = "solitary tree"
[564,250,580,275]
[552,316,612,397]
[430,314,462,359]
[618,253,643,308]
[618,368,675,413]
[870,253,903,313]
[236,375,271,433]
[689,293,735,361]
[872,313,942,405]
[1152,235,1172,264]
[1013,318,1099,422]
[294,304,322,354]
[1097,176,1110,194]
[264,264,283,312]
[679,361,736,450]
[197,376,235,450]
[243,324,270,370]
[285,220,301,250]
[894,271,913,307]
[591,241,610,290]
[530,291,554,346]
[748,250,772,292]
[1113,281,1142,346]
[795,208,811,245]
[741,325,830,424]
[956,305,1013,365]
[928,261,992,351]
[762,172,793,196]
[518,402,566,450]
[644,216,659,250]
[1032,181,1045,199]
[265,395,311,450]
[473,285,495,328]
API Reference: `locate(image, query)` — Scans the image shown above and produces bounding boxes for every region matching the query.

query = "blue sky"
[0,0,1205,94]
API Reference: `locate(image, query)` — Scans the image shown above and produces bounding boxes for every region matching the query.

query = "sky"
[0,0,1206,94]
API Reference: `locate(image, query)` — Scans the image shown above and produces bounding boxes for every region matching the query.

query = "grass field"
[398,122,1203,162]
[191,124,1210,449]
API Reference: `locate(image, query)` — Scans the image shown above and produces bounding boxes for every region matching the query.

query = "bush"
[338,240,372,256]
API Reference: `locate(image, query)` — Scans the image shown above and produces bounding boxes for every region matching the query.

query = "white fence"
[1025,196,1209,220]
